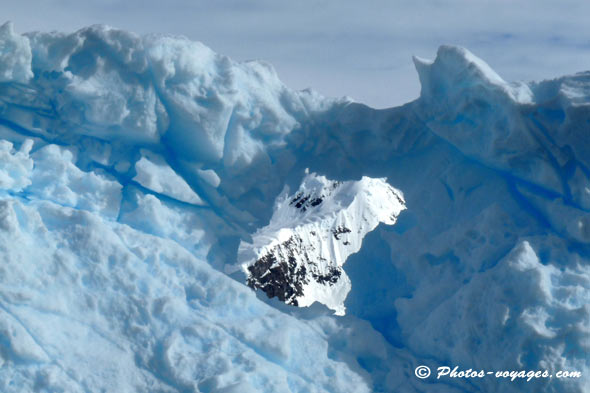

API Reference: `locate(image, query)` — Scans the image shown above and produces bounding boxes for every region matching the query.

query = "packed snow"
[0,21,588,393]
[238,173,405,315]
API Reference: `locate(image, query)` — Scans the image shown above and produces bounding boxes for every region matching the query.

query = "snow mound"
[238,173,405,315]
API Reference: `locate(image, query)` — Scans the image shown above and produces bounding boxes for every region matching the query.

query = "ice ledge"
[413,45,533,104]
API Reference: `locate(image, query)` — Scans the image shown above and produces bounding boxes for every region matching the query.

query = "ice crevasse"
[0,21,589,393]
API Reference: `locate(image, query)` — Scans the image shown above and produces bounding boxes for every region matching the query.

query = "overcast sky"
[2,0,590,108]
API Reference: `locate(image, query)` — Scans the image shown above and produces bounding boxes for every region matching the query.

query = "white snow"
[239,173,406,315]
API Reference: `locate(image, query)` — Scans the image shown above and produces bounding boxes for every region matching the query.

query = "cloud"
[1,0,590,108]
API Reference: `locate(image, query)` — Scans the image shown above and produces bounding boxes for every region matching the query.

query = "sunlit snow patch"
[238,172,406,315]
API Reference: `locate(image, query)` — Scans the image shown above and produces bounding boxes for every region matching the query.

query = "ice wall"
[0,22,588,393]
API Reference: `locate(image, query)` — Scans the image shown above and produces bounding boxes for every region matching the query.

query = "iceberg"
[0,21,588,393]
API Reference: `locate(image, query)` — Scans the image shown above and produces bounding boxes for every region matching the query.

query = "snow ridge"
[239,173,406,315]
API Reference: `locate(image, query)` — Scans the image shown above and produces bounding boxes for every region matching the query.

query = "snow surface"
[0,22,589,393]
[238,173,405,315]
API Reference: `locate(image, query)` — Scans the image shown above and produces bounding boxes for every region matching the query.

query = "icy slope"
[296,45,590,393]
[238,173,405,315]
[0,21,589,393]
[0,163,369,392]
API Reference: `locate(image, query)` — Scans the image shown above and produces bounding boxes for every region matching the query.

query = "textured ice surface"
[133,150,205,205]
[0,22,32,83]
[0,22,589,393]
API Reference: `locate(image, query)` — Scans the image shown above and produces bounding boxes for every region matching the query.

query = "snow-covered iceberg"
[0,21,589,393]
